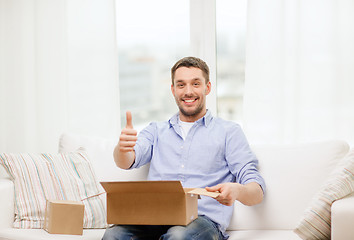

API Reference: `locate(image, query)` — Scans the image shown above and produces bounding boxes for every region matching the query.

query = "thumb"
[206,184,222,192]
[125,111,133,129]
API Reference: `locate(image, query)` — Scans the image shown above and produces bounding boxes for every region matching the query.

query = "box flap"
[101,181,185,194]
[187,188,220,198]
[48,200,83,205]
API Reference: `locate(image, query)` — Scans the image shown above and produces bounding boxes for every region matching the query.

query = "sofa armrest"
[331,192,354,240]
[0,179,14,229]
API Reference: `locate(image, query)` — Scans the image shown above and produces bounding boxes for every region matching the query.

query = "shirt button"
[181,164,185,168]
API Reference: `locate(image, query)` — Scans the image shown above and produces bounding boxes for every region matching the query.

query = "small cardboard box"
[100,181,219,226]
[44,200,85,235]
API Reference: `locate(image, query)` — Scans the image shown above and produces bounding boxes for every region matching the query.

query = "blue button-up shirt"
[132,111,265,237]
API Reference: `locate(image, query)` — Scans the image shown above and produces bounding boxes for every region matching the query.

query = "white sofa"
[1,133,354,240]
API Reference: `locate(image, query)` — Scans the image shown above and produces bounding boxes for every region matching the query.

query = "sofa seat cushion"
[0,228,105,240]
[0,229,301,240]
[226,230,302,240]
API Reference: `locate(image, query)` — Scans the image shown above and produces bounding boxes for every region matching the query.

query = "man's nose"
[185,84,193,95]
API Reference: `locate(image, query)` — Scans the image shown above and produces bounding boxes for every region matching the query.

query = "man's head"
[171,56,210,85]
[170,57,211,122]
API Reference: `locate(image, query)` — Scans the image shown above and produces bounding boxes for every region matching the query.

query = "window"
[116,0,189,130]
[116,0,248,128]
[216,0,248,123]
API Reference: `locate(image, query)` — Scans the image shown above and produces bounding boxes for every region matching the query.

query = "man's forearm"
[236,182,264,206]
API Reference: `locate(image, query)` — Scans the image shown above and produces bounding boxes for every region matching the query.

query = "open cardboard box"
[100,181,219,226]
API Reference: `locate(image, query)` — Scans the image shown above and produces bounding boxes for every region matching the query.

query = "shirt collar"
[169,110,212,127]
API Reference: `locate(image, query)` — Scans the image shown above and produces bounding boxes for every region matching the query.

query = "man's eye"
[194,82,200,86]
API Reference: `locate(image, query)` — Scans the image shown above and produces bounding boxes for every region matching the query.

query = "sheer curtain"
[243,0,354,145]
[0,0,120,152]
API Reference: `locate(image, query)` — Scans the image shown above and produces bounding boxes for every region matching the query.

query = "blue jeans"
[101,216,223,240]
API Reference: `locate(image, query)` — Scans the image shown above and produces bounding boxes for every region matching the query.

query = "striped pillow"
[0,150,106,229]
[294,149,354,239]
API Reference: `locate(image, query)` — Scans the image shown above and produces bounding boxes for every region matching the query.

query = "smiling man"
[103,57,266,240]
[171,61,211,122]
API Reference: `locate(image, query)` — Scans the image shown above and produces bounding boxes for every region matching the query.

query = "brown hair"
[171,56,210,85]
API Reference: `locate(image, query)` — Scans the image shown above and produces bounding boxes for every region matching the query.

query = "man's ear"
[205,81,211,95]
[171,84,175,97]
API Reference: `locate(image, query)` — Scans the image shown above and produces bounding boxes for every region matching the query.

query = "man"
[103,57,265,240]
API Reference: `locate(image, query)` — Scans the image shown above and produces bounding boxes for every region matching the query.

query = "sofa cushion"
[0,179,14,228]
[0,150,106,229]
[227,230,302,240]
[294,148,354,239]
[0,164,10,179]
[0,228,105,240]
[228,140,349,230]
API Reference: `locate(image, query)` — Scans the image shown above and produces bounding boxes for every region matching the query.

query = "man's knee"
[162,217,222,240]
[102,225,131,240]
[162,226,188,240]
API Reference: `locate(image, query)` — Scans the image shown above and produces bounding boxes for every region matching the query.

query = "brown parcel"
[44,200,85,235]
[100,181,219,226]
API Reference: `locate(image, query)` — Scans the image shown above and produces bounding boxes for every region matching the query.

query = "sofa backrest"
[58,133,149,182]
[228,140,349,230]
[59,134,349,231]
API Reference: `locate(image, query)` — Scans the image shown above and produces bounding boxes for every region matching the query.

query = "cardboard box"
[44,200,85,235]
[100,181,219,226]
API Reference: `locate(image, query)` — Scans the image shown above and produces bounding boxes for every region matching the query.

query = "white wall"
[0,0,120,152]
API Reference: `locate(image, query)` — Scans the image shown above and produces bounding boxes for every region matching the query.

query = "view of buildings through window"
[216,0,247,123]
[116,0,189,130]
[116,0,247,130]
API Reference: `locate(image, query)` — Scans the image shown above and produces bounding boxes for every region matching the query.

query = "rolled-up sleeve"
[225,124,266,194]
[131,123,156,169]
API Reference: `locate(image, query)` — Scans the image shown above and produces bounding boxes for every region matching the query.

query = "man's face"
[171,67,211,122]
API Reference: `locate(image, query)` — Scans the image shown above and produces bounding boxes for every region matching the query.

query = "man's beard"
[176,98,205,118]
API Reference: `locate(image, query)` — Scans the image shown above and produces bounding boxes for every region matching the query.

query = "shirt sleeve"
[225,123,266,194]
[130,123,156,169]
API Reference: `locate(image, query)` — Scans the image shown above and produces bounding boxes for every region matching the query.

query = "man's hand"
[118,111,137,152]
[206,182,263,206]
[206,183,239,206]
[113,111,137,169]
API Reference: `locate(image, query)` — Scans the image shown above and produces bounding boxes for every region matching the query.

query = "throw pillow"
[294,148,354,239]
[0,149,106,229]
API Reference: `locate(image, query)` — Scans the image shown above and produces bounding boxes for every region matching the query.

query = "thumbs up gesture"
[118,111,138,152]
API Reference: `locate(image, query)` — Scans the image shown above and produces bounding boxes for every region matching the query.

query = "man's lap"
[102,215,223,240]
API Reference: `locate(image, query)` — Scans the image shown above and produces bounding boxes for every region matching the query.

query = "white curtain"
[243,0,354,145]
[0,0,120,152]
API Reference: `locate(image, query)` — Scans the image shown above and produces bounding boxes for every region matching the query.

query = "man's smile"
[182,97,199,105]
